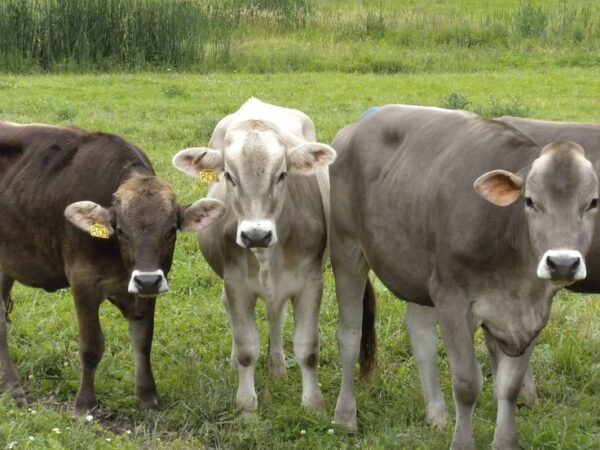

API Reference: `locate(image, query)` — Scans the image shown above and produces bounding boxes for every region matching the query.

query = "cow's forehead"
[114,175,176,211]
[528,142,596,195]
[224,122,287,181]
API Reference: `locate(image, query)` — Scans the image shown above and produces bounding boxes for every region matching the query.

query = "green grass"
[0,69,600,448]
[1,0,600,73]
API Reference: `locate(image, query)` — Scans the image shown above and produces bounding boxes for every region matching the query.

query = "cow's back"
[331,106,539,304]
[0,122,152,290]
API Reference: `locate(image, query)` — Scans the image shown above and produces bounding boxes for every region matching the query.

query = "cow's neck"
[251,247,277,296]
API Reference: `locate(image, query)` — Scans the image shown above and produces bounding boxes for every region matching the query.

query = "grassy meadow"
[0,69,600,449]
[1,0,600,448]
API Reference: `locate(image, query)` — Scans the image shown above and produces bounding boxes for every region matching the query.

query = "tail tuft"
[359,278,377,381]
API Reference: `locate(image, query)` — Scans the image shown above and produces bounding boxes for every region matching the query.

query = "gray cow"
[405,115,600,433]
[172,98,336,413]
[330,105,599,449]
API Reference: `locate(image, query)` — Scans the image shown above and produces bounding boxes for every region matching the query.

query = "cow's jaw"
[536,249,586,286]
[128,269,169,297]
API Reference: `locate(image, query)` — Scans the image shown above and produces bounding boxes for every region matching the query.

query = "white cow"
[172,98,336,412]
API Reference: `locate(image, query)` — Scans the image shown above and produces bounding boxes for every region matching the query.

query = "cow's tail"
[359,278,377,381]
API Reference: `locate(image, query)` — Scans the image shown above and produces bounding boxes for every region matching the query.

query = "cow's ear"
[287,142,337,175]
[64,201,115,237]
[178,198,225,232]
[474,170,523,206]
[172,147,224,178]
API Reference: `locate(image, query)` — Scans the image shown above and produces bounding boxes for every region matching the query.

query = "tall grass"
[0,0,241,71]
[0,0,598,73]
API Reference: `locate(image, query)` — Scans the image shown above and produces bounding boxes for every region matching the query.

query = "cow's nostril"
[262,230,273,245]
[570,258,581,271]
[546,255,557,269]
[134,274,162,289]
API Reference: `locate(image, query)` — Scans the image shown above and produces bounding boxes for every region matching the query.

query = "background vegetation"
[1,0,600,449]
[0,0,599,73]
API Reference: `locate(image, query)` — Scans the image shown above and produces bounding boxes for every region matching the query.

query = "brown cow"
[0,121,224,413]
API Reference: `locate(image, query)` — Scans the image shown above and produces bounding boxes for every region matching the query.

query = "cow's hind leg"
[0,273,25,405]
[435,293,482,450]
[332,234,370,431]
[405,302,448,429]
[292,273,324,410]
[266,296,287,378]
[484,330,534,450]
[71,284,104,414]
[225,282,259,413]
[128,299,160,410]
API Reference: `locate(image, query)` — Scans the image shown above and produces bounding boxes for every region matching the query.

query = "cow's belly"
[0,255,68,291]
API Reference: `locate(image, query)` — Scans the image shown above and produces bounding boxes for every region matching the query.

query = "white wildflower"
[85,414,94,422]
[300,429,306,435]
[327,428,334,435]
[52,427,61,434]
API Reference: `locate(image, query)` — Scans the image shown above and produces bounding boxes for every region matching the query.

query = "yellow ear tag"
[199,169,220,184]
[90,223,110,239]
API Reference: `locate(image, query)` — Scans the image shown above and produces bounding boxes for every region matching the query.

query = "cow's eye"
[117,226,128,240]
[525,197,535,209]
[276,172,287,183]
[224,172,236,186]
[588,198,598,211]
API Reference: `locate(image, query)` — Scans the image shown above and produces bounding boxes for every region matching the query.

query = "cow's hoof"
[236,391,258,413]
[425,404,449,430]
[450,436,475,450]
[140,396,161,411]
[303,394,325,413]
[8,385,28,406]
[74,393,97,416]
[333,409,358,432]
[268,360,287,379]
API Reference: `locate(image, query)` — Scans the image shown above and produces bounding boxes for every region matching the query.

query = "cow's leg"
[72,285,104,414]
[292,276,324,410]
[266,296,287,378]
[436,300,482,450]
[128,299,160,410]
[485,331,534,450]
[405,302,448,429]
[225,282,259,413]
[0,273,25,405]
[332,235,369,431]
[485,331,538,404]
[221,290,238,369]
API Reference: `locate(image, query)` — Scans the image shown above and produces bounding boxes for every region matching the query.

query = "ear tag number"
[90,223,110,239]
[199,169,220,184]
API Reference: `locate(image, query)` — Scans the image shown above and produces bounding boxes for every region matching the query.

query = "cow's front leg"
[0,273,25,405]
[221,291,238,369]
[485,331,534,450]
[405,302,448,429]
[436,300,482,450]
[128,299,160,410]
[72,285,104,414]
[266,296,287,378]
[485,330,538,405]
[292,275,324,410]
[225,282,259,413]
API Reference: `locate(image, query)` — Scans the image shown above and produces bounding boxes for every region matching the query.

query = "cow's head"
[172,119,336,248]
[475,141,599,286]
[64,175,225,297]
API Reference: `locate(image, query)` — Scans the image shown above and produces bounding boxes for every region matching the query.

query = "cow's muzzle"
[236,220,277,248]
[537,249,586,285]
[128,269,169,297]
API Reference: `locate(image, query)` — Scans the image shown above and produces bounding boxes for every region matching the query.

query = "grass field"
[2,0,600,73]
[0,69,599,449]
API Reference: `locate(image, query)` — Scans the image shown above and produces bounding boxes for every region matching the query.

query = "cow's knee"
[81,349,103,370]
[453,365,482,406]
